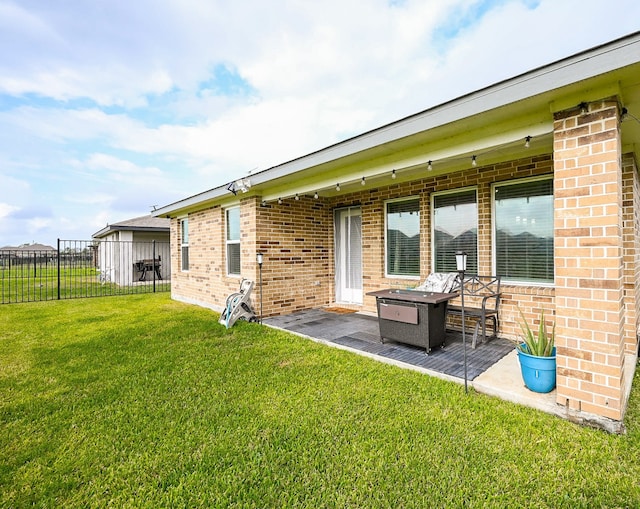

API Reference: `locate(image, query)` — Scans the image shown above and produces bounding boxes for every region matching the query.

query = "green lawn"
[1,266,170,303]
[2,294,640,508]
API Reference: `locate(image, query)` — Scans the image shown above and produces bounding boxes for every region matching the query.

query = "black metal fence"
[0,239,171,304]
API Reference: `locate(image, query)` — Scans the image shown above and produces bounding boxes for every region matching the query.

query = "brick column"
[621,154,640,355]
[553,99,626,421]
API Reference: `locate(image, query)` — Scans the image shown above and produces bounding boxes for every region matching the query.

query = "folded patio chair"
[415,272,460,293]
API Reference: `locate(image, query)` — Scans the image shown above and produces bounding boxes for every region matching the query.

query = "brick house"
[154,32,640,429]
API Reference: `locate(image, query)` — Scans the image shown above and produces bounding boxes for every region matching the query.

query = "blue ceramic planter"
[517,345,556,393]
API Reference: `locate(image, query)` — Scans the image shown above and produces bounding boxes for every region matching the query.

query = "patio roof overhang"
[154,31,640,218]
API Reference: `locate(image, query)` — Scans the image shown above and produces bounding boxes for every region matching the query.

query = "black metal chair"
[447,275,501,348]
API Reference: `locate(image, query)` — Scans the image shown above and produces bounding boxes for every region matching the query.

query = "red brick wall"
[169,202,263,311]
[170,154,556,335]
[338,154,555,341]
[553,99,627,420]
[256,195,333,317]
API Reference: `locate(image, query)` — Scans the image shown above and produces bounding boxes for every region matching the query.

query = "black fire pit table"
[366,289,458,353]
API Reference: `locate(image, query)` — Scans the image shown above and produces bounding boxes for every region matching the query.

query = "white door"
[334,207,362,304]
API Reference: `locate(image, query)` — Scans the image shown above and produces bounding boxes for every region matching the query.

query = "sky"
[1,0,639,248]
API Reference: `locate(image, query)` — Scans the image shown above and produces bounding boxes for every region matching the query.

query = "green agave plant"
[517,307,555,357]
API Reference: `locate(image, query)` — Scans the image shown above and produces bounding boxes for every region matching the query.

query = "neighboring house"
[31,243,56,252]
[0,243,57,266]
[154,32,640,429]
[0,242,57,253]
[92,215,170,284]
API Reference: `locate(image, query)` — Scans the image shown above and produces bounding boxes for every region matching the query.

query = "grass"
[2,294,640,508]
[1,266,169,303]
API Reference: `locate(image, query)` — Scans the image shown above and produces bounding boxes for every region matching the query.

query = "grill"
[367,289,457,353]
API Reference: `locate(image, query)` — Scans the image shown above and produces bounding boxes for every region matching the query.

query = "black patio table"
[366,289,458,353]
[134,258,162,281]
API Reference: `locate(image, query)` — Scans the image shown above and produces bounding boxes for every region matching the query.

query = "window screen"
[226,207,241,276]
[386,199,420,276]
[433,189,478,273]
[494,178,553,283]
[180,218,189,271]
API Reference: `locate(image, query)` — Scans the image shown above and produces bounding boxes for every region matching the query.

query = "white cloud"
[1,0,639,247]
[0,174,31,201]
[82,153,163,180]
[0,202,19,220]
[26,216,53,233]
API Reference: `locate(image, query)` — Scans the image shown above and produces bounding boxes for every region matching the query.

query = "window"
[385,198,420,277]
[180,218,189,271]
[432,189,478,273]
[494,177,554,283]
[226,207,241,276]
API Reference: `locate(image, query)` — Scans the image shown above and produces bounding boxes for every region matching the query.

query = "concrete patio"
[264,307,560,418]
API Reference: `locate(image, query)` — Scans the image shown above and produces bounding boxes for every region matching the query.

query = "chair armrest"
[480,292,501,312]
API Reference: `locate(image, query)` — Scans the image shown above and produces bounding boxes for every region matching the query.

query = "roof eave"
[92,225,170,238]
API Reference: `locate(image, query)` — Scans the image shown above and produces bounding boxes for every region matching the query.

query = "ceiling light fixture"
[579,102,588,116]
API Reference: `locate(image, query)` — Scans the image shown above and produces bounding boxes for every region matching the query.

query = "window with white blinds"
[226,207,241,276]
[385,198,420,277]
[432,189,478,273]
[494,177,553,283]
[180,218,189,271]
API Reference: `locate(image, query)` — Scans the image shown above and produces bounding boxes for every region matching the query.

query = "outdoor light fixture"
[456,251,467,272]
[361,177,366,186]
[236,178,252,193]
[427,160,433,171]
[314,191,319,199]
[391,169,396,179]
[295,193,300,201]
[256,253,264,324]
[471,155,477,167]
[579,102,588,115]
[227,178,252,195]
[336,183,341,191]
[525,136,531,148]
[278,197,282,204]
[456,250,468,393]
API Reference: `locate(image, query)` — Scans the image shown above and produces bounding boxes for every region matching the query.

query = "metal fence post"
[57,238,61,300]
[152,240,156,293]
